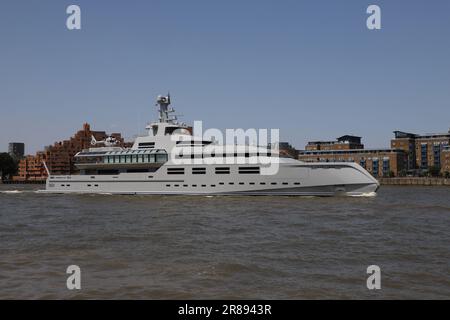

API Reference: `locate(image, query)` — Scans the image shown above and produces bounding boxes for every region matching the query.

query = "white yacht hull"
[40,161,380,197]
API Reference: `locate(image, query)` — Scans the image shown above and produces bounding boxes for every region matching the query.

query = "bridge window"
[215,167,230,174]
[167,168,184,175]
[192,167,206,174]
[138,142,155,149]
[238,167,260,174]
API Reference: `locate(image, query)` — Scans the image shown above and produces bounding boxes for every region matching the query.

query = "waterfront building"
[271,142,299,159]
[390,131,416,171]
[298,135,407,177]
[16,152,48,181]
[391,130,450,173]
[298,148,407,178]
[305,135,364,151]
[8,142,25,159]
[13,123,127,181]
[442,146,450,176]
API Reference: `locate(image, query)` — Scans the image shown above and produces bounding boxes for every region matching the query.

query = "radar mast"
[156,93,175,123]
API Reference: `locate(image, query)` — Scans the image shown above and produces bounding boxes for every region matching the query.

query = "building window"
[382,159,390,176]
[421,144,428,169]
[433,144,441,168]
[360,159,366,168]
[372,160,379,176]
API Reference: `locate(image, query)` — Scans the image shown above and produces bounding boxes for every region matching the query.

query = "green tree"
[427,166,441,177]
[0,153,18,180]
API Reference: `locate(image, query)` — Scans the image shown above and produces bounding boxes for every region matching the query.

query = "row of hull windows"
[58,182,302,188]
[165,182,301,187]
[59,184,99,187]
[167,167,261,175]
[84,168,159,175]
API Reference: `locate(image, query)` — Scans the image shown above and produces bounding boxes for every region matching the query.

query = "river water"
[0,184,449,299]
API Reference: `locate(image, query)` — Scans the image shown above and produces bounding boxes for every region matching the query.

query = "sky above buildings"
[1,0,450,154]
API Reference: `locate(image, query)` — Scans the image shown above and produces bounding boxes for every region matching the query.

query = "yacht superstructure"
[42,95,379,196]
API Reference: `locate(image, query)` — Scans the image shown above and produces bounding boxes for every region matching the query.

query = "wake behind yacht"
[41,95,379,196]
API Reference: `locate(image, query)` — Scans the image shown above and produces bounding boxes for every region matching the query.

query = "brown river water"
[0,184,449,299]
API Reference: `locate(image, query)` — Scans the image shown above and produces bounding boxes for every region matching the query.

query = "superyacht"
[41,95,379,196]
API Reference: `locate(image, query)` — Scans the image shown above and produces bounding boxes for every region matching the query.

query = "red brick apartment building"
[298,135,407,177]
[13,123,127,181]
[442,146,450,175]
[391,130,450,174]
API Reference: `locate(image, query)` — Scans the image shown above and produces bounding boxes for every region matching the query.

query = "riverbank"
[379,177,450,186]
[0,180,45,184]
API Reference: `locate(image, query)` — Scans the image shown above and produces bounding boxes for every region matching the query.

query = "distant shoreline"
[379,177,450,186]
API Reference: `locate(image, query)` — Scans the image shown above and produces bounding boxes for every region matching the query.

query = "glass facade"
[77,150,168,165]
[382,158,390,176]
[420,144,428,168]
[372,159,379,176]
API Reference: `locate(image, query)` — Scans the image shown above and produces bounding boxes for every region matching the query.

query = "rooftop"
[299,148,405,155]
[393,130,450,139]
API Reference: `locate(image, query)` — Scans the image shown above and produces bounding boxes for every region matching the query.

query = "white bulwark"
[41,95,379,196]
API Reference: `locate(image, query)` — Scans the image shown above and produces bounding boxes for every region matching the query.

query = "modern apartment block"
[8,142,25,159]
[391,130,450,173]
[298,136,407,177]
[14,123,127,181]
[390,131,416,171]
[17,152,48,181]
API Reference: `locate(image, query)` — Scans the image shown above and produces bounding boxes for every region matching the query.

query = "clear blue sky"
[1,0,449,154]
